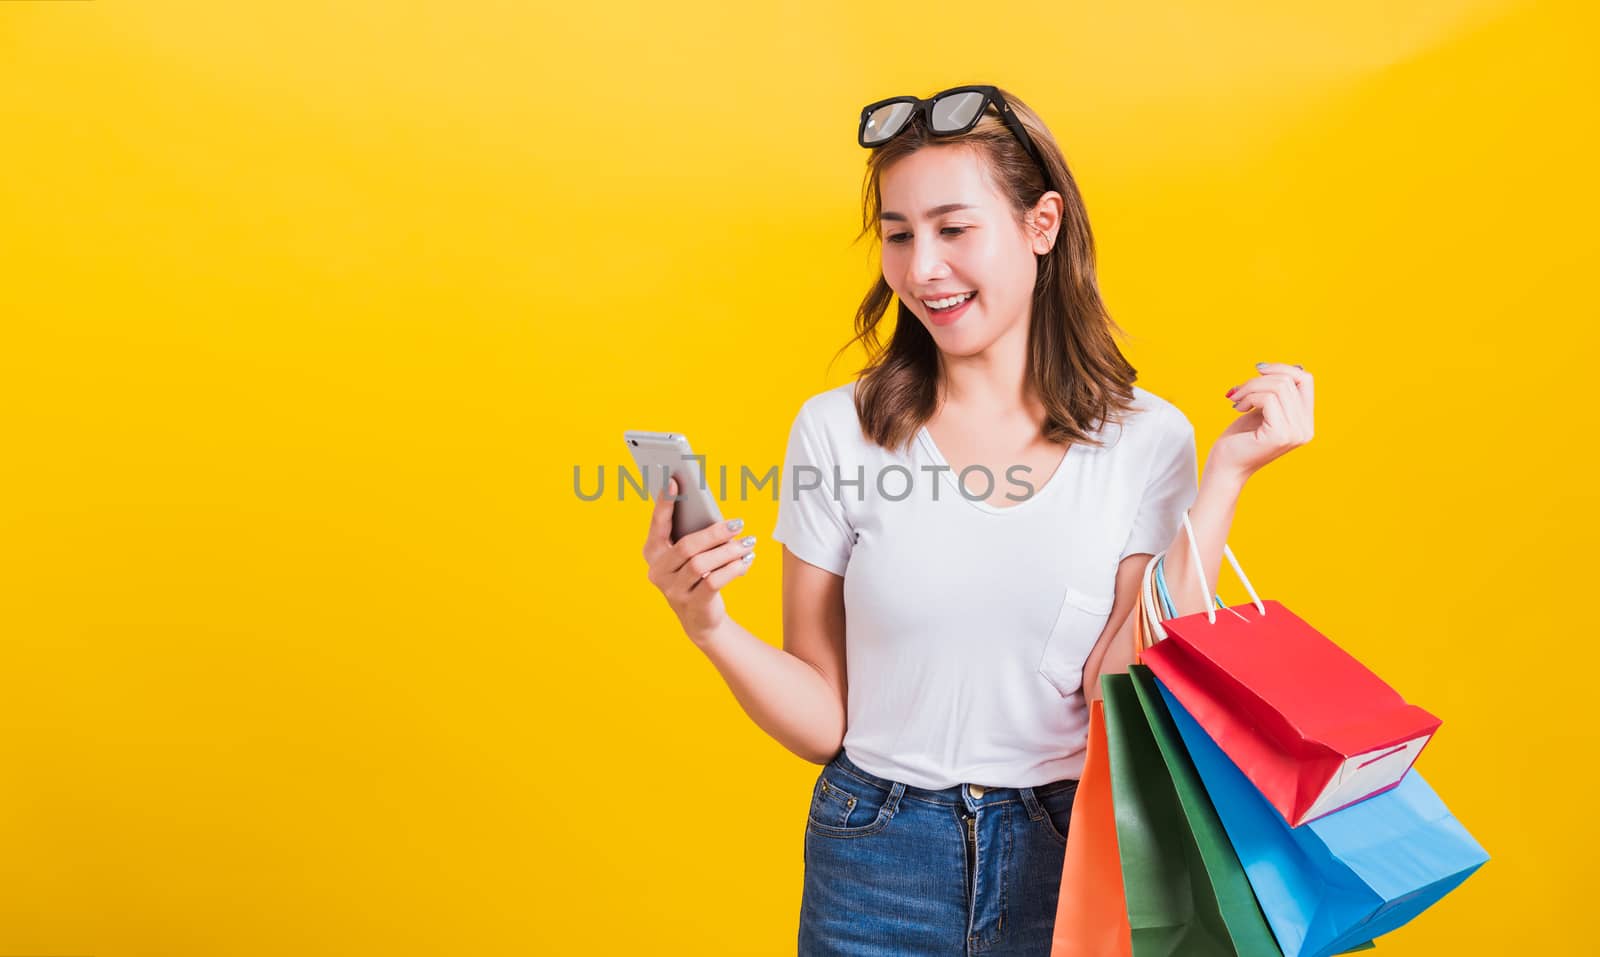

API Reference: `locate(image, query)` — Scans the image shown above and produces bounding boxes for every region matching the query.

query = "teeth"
[924,292,975,310]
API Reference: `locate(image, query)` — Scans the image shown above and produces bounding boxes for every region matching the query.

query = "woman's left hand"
[1207,361,1315,481]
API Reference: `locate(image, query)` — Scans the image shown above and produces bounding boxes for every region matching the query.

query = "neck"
[935,311,1039,424]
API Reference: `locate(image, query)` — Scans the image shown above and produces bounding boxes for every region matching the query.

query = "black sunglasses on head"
[857,85,1058,195]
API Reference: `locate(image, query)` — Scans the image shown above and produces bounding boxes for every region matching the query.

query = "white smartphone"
[623,430,726,545]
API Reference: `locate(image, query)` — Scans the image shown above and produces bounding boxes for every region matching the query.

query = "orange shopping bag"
[1049,556,1161,956]
[1048,697,1131,957]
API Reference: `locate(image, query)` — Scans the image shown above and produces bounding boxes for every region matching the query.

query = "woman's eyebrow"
[880,203,977,222]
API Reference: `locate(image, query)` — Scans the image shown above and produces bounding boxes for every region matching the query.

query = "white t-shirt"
[770,380,1199,789]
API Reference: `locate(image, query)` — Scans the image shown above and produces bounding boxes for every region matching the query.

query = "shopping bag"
[1103,666,1281,955]
[1100,560,1376,957]
[1141,511,1441,826]
[1156,677,1489,957]
[1049,697,1133,957]
[1050,556,1179,956]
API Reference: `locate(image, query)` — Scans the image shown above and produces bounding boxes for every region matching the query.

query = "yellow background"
[2,0,1593,953]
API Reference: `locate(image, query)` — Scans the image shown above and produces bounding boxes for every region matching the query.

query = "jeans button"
[969,784,986,798]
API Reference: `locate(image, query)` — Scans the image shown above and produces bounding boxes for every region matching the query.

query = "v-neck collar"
[915,425,1076,516]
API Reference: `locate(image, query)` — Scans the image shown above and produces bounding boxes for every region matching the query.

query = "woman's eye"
[886,227,967,244]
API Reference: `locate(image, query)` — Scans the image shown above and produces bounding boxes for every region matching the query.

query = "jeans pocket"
[1037,584,1115,697]
[806,766,896,839]
[1035,780,1080,845]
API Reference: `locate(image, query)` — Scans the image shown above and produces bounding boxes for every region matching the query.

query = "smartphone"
[623,430,726,545]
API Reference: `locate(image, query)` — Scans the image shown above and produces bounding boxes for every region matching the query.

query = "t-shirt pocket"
[1036,583,1115,698]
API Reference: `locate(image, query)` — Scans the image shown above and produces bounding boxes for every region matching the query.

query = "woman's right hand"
[643,477,757,645]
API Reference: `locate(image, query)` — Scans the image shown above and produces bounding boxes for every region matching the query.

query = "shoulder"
[789,380,861,435]
[1101,386,1192,457]
[1127,386,1192,434]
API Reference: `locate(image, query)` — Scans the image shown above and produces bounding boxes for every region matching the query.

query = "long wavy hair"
[830,86,1141,453]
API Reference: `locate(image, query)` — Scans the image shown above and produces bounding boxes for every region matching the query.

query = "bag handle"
[1139,549,1168,647]
[1143,509,1267,643]
[1133,554,1156,665]
[1153,555,1229,618]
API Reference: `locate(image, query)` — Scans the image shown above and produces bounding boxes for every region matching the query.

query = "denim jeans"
[798,749,1080,956]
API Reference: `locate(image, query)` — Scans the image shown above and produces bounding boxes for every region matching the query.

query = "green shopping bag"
[1102,668,1377,956]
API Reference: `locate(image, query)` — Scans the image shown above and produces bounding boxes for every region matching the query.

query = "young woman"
[641,84,1315,956]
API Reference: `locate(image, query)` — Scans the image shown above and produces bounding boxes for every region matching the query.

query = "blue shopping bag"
[1154,679,1489,957]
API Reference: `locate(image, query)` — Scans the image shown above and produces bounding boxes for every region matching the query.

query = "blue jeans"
[799,749,1080,956]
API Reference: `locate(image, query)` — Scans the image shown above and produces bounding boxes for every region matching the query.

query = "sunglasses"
[857,85,1057,195]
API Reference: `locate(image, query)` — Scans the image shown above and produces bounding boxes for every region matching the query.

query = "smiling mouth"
[924,291,977,313]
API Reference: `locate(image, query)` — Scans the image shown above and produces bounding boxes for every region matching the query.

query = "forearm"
[1085,458,1250,697]
[1160,459,1250,619]
[692,618,847,765]
[1082,606,1137,702]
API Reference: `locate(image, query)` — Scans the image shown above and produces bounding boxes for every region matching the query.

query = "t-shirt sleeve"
[771,401,855,577]
[1118,407,1200,561]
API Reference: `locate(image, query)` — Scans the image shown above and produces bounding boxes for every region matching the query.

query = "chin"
[929,331,993,358]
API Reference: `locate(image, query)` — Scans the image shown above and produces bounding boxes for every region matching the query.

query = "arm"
[1152,463,1249,621]
[1080,461,1250,697]
[1078,552,1150,702]
[690,546,848,765]
[1140,360,1314,626]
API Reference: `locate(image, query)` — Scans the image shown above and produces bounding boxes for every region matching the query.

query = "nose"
[907,232,951,288]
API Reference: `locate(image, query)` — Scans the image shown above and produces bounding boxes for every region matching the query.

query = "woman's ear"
[1028,191,1064,255]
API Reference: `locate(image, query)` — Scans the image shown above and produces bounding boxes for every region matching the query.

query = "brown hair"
[830,86,1141,453]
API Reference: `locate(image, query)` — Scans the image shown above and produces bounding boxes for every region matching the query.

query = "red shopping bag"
[1140,511,1440,827]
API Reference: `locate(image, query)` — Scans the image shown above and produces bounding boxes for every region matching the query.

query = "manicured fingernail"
[726,518,744,533]
[1225,387,1237,398]
[1255,362,1268,371]
[739,535,756,547]
[742,551,755,563]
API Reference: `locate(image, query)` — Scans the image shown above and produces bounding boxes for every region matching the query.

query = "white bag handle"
[1143,509,1267,643]
[1140,550,1168,643]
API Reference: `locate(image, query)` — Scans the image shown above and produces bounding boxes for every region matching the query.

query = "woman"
[641,84,1315,956]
